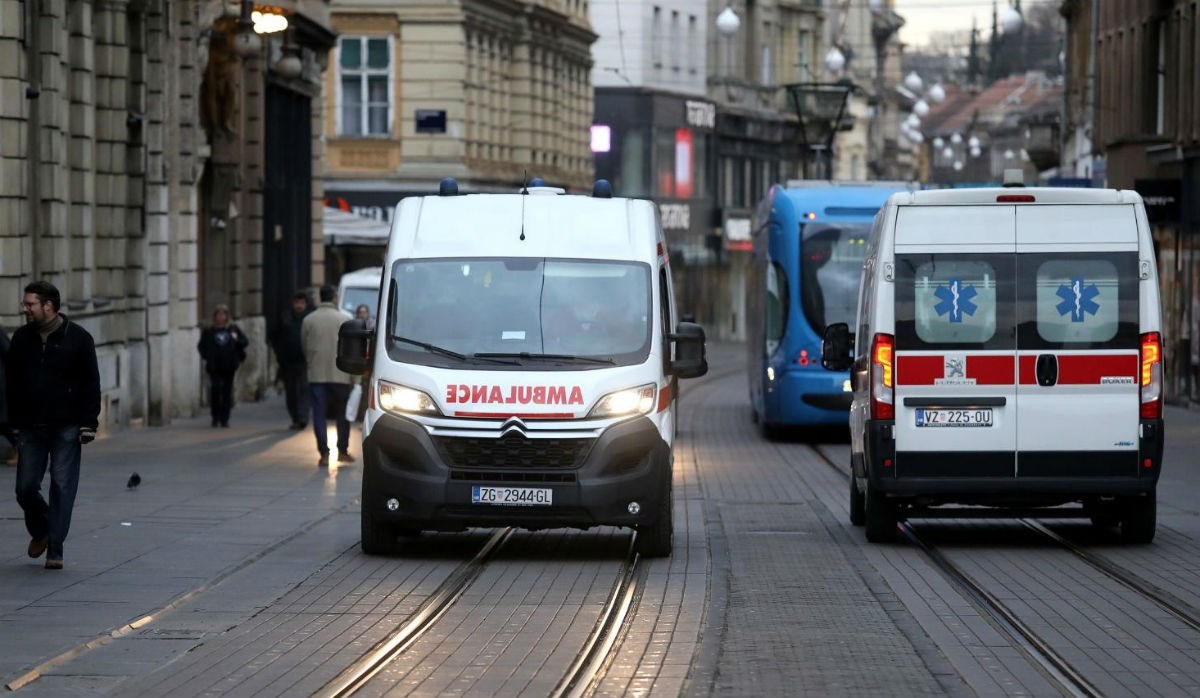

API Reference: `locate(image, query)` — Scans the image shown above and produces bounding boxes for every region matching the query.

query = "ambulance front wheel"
[863,478,897,543]
[635,472,674,558]
[362,512,399,555]
[849,476,865,526]
[1119,491,1156,544]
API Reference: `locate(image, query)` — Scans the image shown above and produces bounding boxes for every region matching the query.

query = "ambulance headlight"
[589,384,656,419]
[378,381,441,416]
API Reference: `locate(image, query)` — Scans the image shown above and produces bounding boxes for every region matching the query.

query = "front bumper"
[362,413,671,531]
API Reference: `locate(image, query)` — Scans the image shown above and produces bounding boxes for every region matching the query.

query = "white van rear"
[336,179,707,557]
[823,180,1164,543]
[336,266,382,321]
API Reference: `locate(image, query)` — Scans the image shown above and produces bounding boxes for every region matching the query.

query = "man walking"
[271,290,313,430]
[302,285,354,467]
[7,281,101,569]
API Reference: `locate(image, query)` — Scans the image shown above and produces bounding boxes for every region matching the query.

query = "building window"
[688,15,698,75]
[339,36,391,136]
[798,30,810,80]
[652,6,663,69]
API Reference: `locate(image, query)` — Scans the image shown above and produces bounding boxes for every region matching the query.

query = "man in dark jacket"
[271,290,313,430]
[0,325,12,453]
[7,281,101,570]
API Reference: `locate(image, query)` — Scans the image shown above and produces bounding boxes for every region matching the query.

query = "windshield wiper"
[473,352,616,365]
[390,336,519,365]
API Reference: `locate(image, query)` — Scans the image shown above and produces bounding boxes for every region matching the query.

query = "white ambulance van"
[336,266,383,322]
[822,173,1164,543]
[336,178,707,557]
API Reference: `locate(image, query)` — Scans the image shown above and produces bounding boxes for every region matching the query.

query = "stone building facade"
[323,0,597,281]
[0,0,334,432]
[1062,0,1200,403]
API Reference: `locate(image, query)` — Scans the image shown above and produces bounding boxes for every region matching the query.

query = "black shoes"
[289,421,307,430]
[28,536,48,559]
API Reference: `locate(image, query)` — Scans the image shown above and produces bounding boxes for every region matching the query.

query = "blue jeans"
[310,383,350,456]
[15,426,82,560]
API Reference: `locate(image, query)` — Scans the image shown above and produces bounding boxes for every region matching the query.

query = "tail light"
[871,333,895,420]
[1140,332,1162,419]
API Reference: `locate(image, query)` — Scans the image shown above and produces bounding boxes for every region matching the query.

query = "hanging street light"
[1000,4,1023,34]
[784,81,857,179]
[824,47,846,74]
[716,6,740,37]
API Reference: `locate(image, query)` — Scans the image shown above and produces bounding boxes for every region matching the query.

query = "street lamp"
[716,5,740,78]
[1000,4,1023,34]
[784,81,856,179]
[898,71,945,147]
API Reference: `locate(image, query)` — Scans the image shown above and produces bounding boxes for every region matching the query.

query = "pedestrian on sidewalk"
[271,290,313,430]
[7,281,101,570]
[302,285,354,467]
[197,303,248,428]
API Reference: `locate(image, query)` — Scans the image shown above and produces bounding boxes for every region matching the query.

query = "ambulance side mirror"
[669,322,708,379]
[821,323,854,371]
[336,318,374,375]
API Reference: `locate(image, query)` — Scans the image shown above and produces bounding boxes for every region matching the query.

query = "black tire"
[1119,492,1156,544]
[636,473,674,558]
[361,512,397,555]
[849,475,865,526]
[1085,500,1120,530]
[863,478,897,543]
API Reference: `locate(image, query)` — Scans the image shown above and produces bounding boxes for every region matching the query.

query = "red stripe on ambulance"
[896,355,943,385]
[896,355,1015,386]
[966,355,1015,384]
[1018,354,1137,385]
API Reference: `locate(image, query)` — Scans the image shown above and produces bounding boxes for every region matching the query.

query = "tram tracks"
[315,529,642,698]
[808,443,1200,698]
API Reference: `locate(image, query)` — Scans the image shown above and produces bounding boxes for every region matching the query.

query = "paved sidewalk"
[0,393,365,690]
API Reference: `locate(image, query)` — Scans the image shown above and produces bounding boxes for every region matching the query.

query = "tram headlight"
[589,384,656,419]
[378,381,442,416]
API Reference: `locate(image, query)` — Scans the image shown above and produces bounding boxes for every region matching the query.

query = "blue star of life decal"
[933,278,977,323]
[1055,278,1100,323]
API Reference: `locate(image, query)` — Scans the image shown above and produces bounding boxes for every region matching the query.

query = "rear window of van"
[895,254,1015,351]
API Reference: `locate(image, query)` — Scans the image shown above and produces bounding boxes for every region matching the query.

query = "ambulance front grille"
[433,433,594,469]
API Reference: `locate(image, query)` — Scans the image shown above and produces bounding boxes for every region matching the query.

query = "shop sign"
[660,203,691,231]
[1134,179,1181,224]
[685,100,716,129]
[724,217,752,252]
[324,190,401,224]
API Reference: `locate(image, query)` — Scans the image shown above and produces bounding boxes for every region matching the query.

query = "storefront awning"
[323,206,390,246]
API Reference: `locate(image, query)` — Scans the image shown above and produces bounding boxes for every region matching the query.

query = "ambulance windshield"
[799,222,871,333]
[386,258,652,368]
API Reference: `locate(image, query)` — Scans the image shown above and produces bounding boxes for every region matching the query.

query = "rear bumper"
[861,418,1163,504]
[361,413,670,531]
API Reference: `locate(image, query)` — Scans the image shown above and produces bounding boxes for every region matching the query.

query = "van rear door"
[1014,205,1141,477]
[892,205,1017,477]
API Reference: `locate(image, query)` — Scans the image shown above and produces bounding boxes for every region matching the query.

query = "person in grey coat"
[302,285,354,467]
